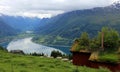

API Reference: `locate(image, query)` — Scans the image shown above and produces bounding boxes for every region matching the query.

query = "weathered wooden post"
[101,32,104,51]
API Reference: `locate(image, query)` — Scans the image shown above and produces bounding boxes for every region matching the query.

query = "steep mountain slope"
[1,15,41,31]
[35,2,120,45]
[0,18,16,37]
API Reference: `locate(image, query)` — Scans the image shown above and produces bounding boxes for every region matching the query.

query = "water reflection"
[7,37,64,56]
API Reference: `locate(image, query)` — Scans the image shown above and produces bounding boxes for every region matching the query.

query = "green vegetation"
[75,32,90,51]
[98,52,119,63]
[97,27,119,51]
[35,6,120,46]
[30,52,44,56]
[51,50,63,58]
[0,47,111,72]
[0,18,17,38]
[71,27,120,63]
[0,46,6,51]
[33,35,73,46]
[73,27,120,52]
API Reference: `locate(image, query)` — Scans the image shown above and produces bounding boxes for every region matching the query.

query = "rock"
[56,57,62,59]
[62,58,69,62]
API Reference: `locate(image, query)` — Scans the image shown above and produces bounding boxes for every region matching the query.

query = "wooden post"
[101,32,104,51]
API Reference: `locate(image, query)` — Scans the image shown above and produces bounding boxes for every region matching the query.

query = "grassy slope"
[0,50,111,72]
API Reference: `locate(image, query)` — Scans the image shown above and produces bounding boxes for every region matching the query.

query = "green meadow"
[0,49,111,72]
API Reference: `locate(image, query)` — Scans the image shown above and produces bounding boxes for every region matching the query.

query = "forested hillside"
[34,2,120,46]
[0,18,16,37]
[0,15,42,31]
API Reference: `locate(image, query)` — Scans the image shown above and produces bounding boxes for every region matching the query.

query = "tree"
[72,27,120,52]
[90,38,101,51]
[31,52,44,56]
[51,50,62,58]
[97,27,119,51]
[78,32,90,50]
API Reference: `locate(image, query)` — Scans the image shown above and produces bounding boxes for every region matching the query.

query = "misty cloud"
[0,0,119,18]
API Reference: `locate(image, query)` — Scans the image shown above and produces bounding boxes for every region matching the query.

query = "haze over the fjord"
[0,0,119,18]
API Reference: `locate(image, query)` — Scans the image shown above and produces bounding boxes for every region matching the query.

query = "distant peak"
[111,1,120,9]
[113,1,120,5]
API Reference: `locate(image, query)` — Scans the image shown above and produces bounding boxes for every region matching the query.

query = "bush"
[0,46,5,51]
[30,52,44,56]
[51,50,62,58]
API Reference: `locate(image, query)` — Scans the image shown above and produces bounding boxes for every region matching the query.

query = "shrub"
[0,46,6,51]
[30,52,44,56]
[51,50,62,58]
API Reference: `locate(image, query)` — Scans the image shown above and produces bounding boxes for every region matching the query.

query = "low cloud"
[0,0,119,18]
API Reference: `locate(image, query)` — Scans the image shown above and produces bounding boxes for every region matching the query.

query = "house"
[70,47,120,72]
[70,39,120,72]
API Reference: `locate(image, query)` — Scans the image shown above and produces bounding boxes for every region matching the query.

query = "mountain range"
[0,18,16,37]
[34,2,120,45]
[36,2,120,38]
[0,2,120,46]
[0,15,42,31]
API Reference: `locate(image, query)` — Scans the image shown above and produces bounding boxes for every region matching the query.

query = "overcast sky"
[0,0,119,18]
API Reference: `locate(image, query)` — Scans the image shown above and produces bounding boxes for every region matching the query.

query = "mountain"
[1,15,42,32]
[0,18,16,37]
[35,2,120,45]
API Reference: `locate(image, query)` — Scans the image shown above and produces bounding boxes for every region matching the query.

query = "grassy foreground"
[0,50,111,72]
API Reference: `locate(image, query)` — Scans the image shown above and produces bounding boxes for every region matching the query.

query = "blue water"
[0,42,9,48]
[0,37,71,55]
[49,46,71,55]
[6,37,65,56]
